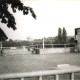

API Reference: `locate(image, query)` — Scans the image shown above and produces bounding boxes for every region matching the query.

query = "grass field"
[0,49,80,80]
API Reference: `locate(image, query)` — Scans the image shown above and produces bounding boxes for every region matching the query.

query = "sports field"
[0,49,80,80]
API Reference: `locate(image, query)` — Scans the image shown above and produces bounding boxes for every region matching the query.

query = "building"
[75,28,80,51]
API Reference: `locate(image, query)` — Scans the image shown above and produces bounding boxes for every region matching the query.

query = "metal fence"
[0,66,80,80]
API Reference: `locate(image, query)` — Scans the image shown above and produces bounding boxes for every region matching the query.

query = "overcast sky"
[1,0,80,40]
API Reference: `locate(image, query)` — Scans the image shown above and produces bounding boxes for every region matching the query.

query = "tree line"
[2,27,75,47]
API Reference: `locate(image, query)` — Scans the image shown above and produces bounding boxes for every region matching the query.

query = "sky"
[1,0,80,40]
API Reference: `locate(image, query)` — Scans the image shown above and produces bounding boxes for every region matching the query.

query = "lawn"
[0,51,80,73]
[0,49,80,80]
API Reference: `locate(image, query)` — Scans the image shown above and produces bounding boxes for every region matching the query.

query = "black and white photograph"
[0,0,80,80]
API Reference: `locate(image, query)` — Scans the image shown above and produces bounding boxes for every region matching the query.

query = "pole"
[43,37,44,49]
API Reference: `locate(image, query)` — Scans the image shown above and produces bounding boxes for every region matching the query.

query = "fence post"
[54,74,59,80]
[70,72,74,80]
[21,77,24,80]
[39,76,42,80]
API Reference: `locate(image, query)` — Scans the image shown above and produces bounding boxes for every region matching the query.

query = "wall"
[40,48,70,54]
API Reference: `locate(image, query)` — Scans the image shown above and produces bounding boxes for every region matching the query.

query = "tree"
[0,0,36,30]
[67,37,75,43]
[0,28,8,48]
[0,28,8,41]
[62,27,67,43]
[53,36,59,44]
[58,28,62,44]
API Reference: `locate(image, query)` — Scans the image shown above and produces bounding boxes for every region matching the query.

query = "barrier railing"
[0,66,80,80]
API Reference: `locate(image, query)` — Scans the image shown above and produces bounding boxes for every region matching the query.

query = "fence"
[0,66,80,80]
[36,43,76,49]
[0,43,76,49]
[0,44,76,50]
[0,43,77,54]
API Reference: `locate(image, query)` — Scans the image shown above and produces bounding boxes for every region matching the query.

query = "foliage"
[53,36,59,44]
[2,39,31,47]
[0,0,36,30]
[62,27,67,43]
[58,28,62,43]
[57,27,67,44]
[0,28,8,41]
[67,37,75,43]
[2,36,75,47]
